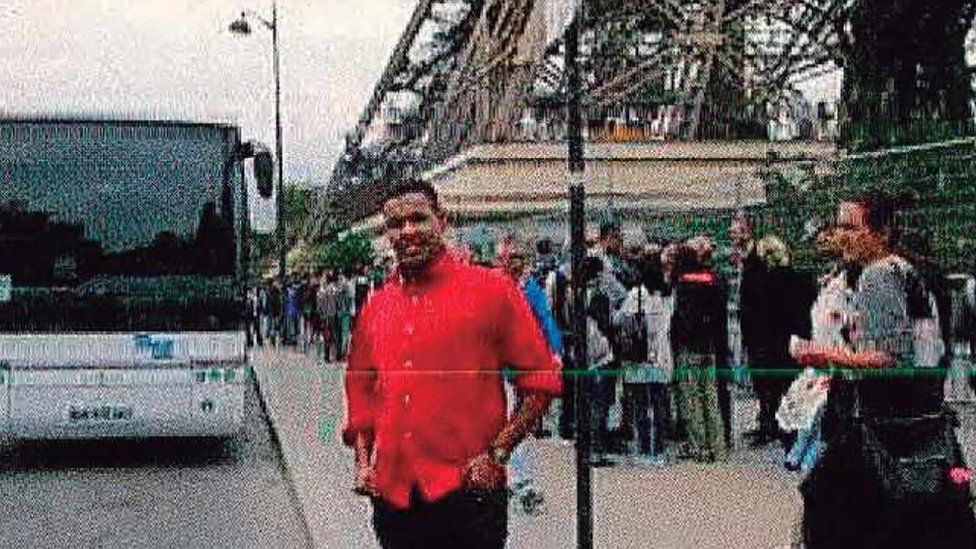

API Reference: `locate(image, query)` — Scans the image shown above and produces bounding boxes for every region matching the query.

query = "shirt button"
[404,431,413,439]
[404,360,413,369]
[411,295,419,305]
[404,324,414,336]
[404,394,411,405]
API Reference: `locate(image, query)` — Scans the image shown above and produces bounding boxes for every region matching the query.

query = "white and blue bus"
[0,118,274,439]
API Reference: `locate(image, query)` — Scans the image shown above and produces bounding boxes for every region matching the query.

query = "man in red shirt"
[343,178,562,548]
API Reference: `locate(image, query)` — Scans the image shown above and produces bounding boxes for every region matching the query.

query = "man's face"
[383,192,446,272]
[815,227,842,259]
[834,201,883,264]
[730,217,753,247]
[499,252,526,280]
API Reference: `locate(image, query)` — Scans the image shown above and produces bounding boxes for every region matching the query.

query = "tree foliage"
[282,184,316,250]
[313,232,374,274]
[250,183,338,273]
[841,0,976,151]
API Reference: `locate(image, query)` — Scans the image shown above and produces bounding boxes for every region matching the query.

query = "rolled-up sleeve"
[342,303,377,446]
[496,276,562,395]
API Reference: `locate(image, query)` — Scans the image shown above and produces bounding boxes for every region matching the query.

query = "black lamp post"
[566,2,591,548]
[230,2,287,336]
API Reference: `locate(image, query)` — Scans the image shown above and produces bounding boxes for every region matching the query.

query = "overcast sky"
[1,0,415,186]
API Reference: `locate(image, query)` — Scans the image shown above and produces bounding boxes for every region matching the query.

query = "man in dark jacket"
[740,235,814,448]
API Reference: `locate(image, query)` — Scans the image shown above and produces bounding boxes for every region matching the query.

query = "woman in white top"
[613,254,674,463]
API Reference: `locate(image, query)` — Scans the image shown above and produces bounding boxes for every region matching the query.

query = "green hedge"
[758,141,976,274]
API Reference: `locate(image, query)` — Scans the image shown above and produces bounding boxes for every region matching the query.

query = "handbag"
[858,407,968,504]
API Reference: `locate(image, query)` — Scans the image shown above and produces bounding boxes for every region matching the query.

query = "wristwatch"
[489,445,511,465]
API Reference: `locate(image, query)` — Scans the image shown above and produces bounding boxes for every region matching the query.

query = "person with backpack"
[613,250,674,465]
[496,236,563,514]
[792,193,975,548]
[583,255,626,466]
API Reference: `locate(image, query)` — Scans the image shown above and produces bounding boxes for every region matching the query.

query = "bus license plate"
[67,405,133,422]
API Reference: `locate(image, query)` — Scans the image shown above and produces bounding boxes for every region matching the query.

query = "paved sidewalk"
[252,347,806,548]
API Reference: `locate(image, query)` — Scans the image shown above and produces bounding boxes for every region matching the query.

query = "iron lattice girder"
[513,0,850,123]
[579,0,848,110]
[423,0,544,161]
[320,0,857,234]
[420,0,848,157]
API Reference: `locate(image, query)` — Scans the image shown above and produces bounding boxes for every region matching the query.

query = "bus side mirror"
[254,151,274,198]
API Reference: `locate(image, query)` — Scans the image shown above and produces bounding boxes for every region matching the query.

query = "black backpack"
[551,269,569,330]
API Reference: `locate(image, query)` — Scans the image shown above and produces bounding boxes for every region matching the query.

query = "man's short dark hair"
[671,242,701,279]
[845,191,915,249]
[387,178,440,211]
[536,238,554,255]
[850,191,908,232]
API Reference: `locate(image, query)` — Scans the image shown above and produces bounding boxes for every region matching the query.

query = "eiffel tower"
[309,0,975,241]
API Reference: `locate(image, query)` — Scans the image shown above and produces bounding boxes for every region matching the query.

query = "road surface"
[0,380,311,548]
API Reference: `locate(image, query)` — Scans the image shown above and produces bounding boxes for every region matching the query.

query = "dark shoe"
[747,430,773,448]
[520,489,545,516]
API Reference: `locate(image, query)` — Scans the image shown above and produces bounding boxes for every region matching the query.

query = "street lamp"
[229,3,287,340]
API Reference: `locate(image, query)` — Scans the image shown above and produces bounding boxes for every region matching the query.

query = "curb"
[250,363,318,549]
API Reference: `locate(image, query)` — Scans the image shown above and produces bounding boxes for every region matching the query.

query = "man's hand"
[792,341,826,366]
[353,463,378,497]
[462,452,506,491]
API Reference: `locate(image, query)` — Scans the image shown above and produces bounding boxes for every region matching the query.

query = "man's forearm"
[354,431,375,468]
[492,392,553,454]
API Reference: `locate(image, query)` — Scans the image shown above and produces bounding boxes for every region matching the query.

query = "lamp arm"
[241,9,274,30]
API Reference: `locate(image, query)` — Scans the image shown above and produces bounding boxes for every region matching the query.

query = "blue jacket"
[523,276,563,355]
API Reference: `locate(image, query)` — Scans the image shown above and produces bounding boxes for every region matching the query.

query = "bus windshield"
[0,121,240,332]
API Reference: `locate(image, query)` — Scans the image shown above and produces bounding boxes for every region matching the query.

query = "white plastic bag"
[777,367,830,432]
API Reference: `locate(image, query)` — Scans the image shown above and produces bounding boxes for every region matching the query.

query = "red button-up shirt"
[343,250,562,509]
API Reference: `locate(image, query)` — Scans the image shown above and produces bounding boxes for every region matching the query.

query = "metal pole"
[272,0,287,337]
[566,2,591,548]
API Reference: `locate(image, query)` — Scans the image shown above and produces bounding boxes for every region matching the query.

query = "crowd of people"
[477,198,976,547]
[458,223,785,470]
[278,176,974,548]
[245,259,394,359]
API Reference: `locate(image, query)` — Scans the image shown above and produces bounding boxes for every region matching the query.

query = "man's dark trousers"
[372,488,507,549]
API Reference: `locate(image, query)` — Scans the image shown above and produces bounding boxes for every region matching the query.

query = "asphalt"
[0,378,310,548]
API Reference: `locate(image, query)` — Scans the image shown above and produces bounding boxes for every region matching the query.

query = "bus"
[0,118,274,439]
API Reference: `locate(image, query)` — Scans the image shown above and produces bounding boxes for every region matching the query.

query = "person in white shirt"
[613,252,674,464]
